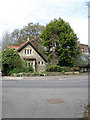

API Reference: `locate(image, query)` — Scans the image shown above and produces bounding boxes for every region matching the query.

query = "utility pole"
[87,1,90,107]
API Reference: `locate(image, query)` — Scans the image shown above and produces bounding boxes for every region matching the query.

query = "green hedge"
[45,65,80,73]
[45,65,60,72]
[45,65,69,72]
[9,65,34,76]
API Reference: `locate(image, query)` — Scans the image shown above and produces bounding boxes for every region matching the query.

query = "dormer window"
[30,49,32,54]
[24,49,32,55]
[25,49,26,54]
[27,49,29,54]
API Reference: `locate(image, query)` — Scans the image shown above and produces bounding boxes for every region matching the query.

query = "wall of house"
[77,42,88,54]
[18,44,46,72]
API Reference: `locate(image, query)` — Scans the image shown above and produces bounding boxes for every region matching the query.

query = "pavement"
[2,73,88,80]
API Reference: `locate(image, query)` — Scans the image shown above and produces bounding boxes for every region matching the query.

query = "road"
[2,75,88,118]
[2,75,88,88]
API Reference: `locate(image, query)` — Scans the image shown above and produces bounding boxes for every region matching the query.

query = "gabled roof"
[7,40,47,63]
[18,40,30,50]
[7,40,30,50]
[7,46,20,50]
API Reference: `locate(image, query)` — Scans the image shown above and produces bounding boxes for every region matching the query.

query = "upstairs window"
[27,49,29,54]
[24,49,32,55]
[30,49,32,54]
[25,49,26,54]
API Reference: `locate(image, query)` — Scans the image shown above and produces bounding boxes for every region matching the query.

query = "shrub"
[60,67,68,72]
[34,72,39,76]
[16,74,20,77]
[9,68,19,75]
[19,65,34,73]
[39,72,45,76]
[61,71,65,74]
[68,67,79,72]
[10,74,14,77]
[45,65,61,72]
[28,65,34,72]
[1,48,22,76]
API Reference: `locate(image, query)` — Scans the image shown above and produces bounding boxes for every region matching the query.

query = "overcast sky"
[0,0,88,44]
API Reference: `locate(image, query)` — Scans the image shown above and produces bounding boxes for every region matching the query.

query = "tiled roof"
[7,40,47,62]
[18,40,29,50]
[7,40,30,51]
[7,46,20,50]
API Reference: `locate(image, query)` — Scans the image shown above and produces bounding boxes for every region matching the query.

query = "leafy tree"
[11,23,45,49]
[1,31,14,50]
[40,18,80,66]
[72,53,88,67]
[1,23,45,55]
[1,48,23,75]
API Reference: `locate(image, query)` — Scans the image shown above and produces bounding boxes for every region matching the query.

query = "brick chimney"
[31,39,35,47]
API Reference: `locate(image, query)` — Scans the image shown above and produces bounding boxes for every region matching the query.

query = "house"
[7,39,90,73]
[77,42,90,72]
[8,39,47,72]
[77,42,88,54]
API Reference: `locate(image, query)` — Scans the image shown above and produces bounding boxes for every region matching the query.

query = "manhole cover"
[47,99,63,104]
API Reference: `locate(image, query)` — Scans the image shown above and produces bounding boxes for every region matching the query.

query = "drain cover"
[47,99,63,104]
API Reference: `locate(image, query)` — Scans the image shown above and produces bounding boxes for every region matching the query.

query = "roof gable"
[18,40,47,63]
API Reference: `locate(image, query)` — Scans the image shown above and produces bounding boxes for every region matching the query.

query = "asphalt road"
[2,75,88,88]
[2,75,88,118]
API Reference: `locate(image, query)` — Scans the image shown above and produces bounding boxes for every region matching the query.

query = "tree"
[11,23,45,49]
[1,23,45,55]
[72,53,88,67]
[1,31,14,50]
[1,48,23,75]
[40,18,80,66]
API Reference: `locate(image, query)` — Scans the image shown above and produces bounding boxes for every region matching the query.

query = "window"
[25,49,26,54]
[38,61,40,65]
[28,63,30,66]
[42,61,43,65]
[80,56,86,61]
[31,63,33,66]
[82,48,84,52]
[30,49,32,54]
[27,49,29,54]
[26,63,27,67]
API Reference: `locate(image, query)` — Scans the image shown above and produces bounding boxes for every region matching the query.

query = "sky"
[0,0,89,44]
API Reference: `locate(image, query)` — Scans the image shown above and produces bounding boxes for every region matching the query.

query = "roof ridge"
[20,40,29,47]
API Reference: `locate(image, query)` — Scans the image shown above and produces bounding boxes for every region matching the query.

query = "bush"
[45,65,61,72]
[34,72,39,76]
[39,72,45,76]
[18,65,34,73]
[60,67,68,72]
[61,71,65,74]
[68,67,79,72]
[9,68,19,75]
[9,65,34,76]
[16,74,20,77]
[1,48,23,76]
[45,65,70,72]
